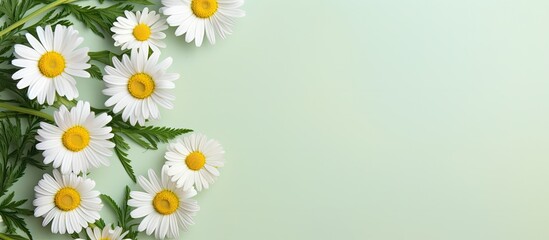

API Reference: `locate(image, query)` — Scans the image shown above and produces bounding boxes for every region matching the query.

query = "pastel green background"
[7,0,549,239]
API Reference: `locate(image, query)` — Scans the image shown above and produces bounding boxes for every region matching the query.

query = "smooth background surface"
[8,0,549,239]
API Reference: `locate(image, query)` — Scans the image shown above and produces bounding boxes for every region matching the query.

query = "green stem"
[0,0,75,38]
[0,112,24,119]
[0,102,53,122]
[55,96,76,109]
[0,233,16,240]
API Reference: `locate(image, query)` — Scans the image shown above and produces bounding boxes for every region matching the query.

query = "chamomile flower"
[76,224,130,240]
[103,49,178,126]
[33,170,102,234]
[128,166,199,239]
[36,101,115,174]
[161,0,245,47]
[111,7,168,52]
[12,25,90,105]
[164,133,225,191]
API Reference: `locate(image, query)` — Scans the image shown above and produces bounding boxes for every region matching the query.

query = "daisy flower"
[103,49,178,126]
[111,7,168,53]
[76,224,130,240]
[33,170,102,234]
[36,101,115,174]
[164,133,225,191]
[128,166,199,239]
[161,0,246,47]
[12,25,90,105]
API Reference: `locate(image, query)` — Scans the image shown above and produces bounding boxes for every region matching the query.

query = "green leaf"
[69,233,80,239]
[114,125,193,150]
[0,68,44,110]
[0,116,42,196]
[93,218,106,229]
[63,3,133,38]
[0,211,32,239]
[88,64,103,80]
[0,193,32,216]
[99,0,154,5]
[0,192,15,207]
[108,112,192,150]
[20,147,48,170]
[100,187,139,240]
[100,194,123,222]
[121,186,136,231]
[89,50,129,66]
[112,134,137,182]
[0,0,41,26]
[134,126,192,144]
[121,131,155,149]
[24,8,72,35]
[0,117,39,240]
[89,51,115,66]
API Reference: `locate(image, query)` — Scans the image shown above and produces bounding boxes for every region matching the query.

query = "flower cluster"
[1,0,242,239]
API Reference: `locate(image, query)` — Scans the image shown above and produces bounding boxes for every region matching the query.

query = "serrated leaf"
[69,233,80,239]
[115,125,193,150]
[0,211,32,239]
[101,186,139,240]
[101,194,123,221]
[99,0,154,5]
[112,134,136,182]
[24,8,71,35]
[63,3,133,38]
[122,131,156,149]
[89,50,127,66]
[94,218,106,229]
[88,64,103,80]
[0,192,15,207]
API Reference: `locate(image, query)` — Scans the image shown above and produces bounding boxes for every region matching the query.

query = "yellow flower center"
[185,151,206,171]
[191,0,218,18]
[153,190,179,215]
[100,238,111,240]
[133,23,152,41]
[62,126,90,152]
[54,187,81,211]
[38,51,65,78]
[127,73,155,99]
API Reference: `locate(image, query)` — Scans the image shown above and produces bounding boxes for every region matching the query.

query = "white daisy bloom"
[164,133,225,191]
[33,170,102,234]
[36,101,115,174]
[12,25,90,105]
[76,224,131,240]
[111,7,168,53]
[103,49,178,126]
[128,166,199,239]
[161,0,245,47]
